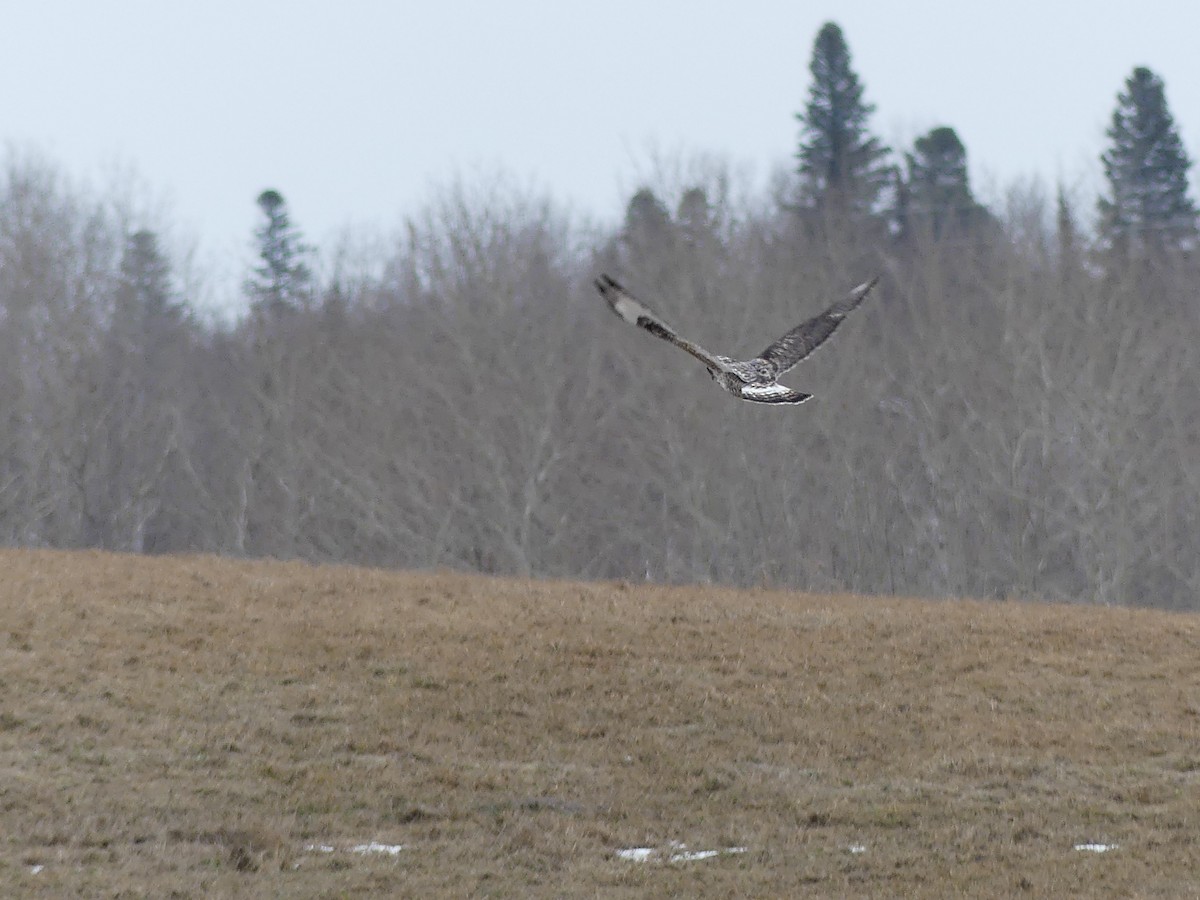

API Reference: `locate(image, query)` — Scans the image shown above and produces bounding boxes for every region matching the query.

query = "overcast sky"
[2,1,1198,291]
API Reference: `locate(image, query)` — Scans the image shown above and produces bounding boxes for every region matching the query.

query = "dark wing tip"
[596,273,622,292]
[638,317,672,340]
[832,275,880,317]
[853,275,880,299]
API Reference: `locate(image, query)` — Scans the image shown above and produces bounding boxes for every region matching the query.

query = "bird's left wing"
[595,275,732,373]
[757,276,878,375]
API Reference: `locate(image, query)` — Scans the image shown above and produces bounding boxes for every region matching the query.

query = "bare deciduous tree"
[0,149,1197,610]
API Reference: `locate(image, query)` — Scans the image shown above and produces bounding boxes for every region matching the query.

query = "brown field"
[1,550,1198,897]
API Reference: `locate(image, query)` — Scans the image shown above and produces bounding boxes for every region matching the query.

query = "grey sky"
[3,1,1198,290]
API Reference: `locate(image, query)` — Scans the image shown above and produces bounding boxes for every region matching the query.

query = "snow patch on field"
[615,847,655,862]
[616,841,746,863]
[304,841,404,856]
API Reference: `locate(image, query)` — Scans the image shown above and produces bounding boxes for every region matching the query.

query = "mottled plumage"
[595,274,878,405]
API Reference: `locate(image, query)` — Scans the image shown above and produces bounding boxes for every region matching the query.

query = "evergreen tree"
[241,191,310,556]
[1098,67,1198,254]
[95,229,189,553]
[676,187,710,235]
[245,189,312,314]
[1056,186,1080,275]
[110,229,189,394]
[622,187,671,249]
[676,186,716,248]
[116,230,182,341]
[617,186,674,272]
[900,126,991,239]
[795,22,890,217]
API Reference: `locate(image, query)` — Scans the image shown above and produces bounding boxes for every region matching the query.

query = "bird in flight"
[595,274,878,404]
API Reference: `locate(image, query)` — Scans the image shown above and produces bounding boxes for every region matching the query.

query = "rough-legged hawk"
[595,274,878,404]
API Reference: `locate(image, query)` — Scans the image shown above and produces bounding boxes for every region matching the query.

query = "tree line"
[0,22,1197,609]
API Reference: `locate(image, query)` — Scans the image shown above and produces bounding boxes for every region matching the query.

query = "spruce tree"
[676,186,717,250]
[622,187,671,248]
[901,126,990,239]
[676,187,711,236]
[116,230,180,333]
[618,186,674,269]
[1098,66,1198,254]
[245,189,312,314]
[110,229,190,384]
[795,22,890,217]
[1056,186,1080,276]
[102,230,187,553]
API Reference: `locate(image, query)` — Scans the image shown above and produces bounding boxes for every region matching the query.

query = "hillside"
[1,550,1197,897]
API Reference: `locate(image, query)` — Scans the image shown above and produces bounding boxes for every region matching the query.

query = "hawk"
[595,274,878,404]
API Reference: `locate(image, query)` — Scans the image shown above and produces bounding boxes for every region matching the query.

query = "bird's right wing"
[595,275,731,373]
[757,276,879,375]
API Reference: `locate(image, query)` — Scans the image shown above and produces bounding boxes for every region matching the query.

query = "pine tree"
[676,187,711,235]
[111,229,189,391]
[617,186,675,272]
[1098,67,1198,255]
[116,230,181,338]
[622,187,671,249]
[101,229,188,553]
[1056,186,1080,275]
[241,191,310,556]
[900,126,990,239]
[795,22,890,217]
[245,189,312,314]
[676,186,716,249]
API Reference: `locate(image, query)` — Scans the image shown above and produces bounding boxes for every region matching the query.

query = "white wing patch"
[596,275,732,374]
[609,292,660,329]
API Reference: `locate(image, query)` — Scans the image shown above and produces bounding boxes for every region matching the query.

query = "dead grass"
[1,549,1198,897]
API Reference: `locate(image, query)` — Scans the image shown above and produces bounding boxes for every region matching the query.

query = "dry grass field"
[1,549,1198,897]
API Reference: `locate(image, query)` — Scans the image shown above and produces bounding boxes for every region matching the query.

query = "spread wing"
[757,276,878,376]
[595,275,731,373]
[739,383,812,404]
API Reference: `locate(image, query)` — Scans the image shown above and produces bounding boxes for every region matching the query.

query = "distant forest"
[1,22,1198,609]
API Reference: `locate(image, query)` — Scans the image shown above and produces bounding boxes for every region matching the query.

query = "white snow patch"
[1074,842,1118,853]
[616,847,656,862]
[673,848,723,862]
[617,841,746,863]
[304,841,403,856]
